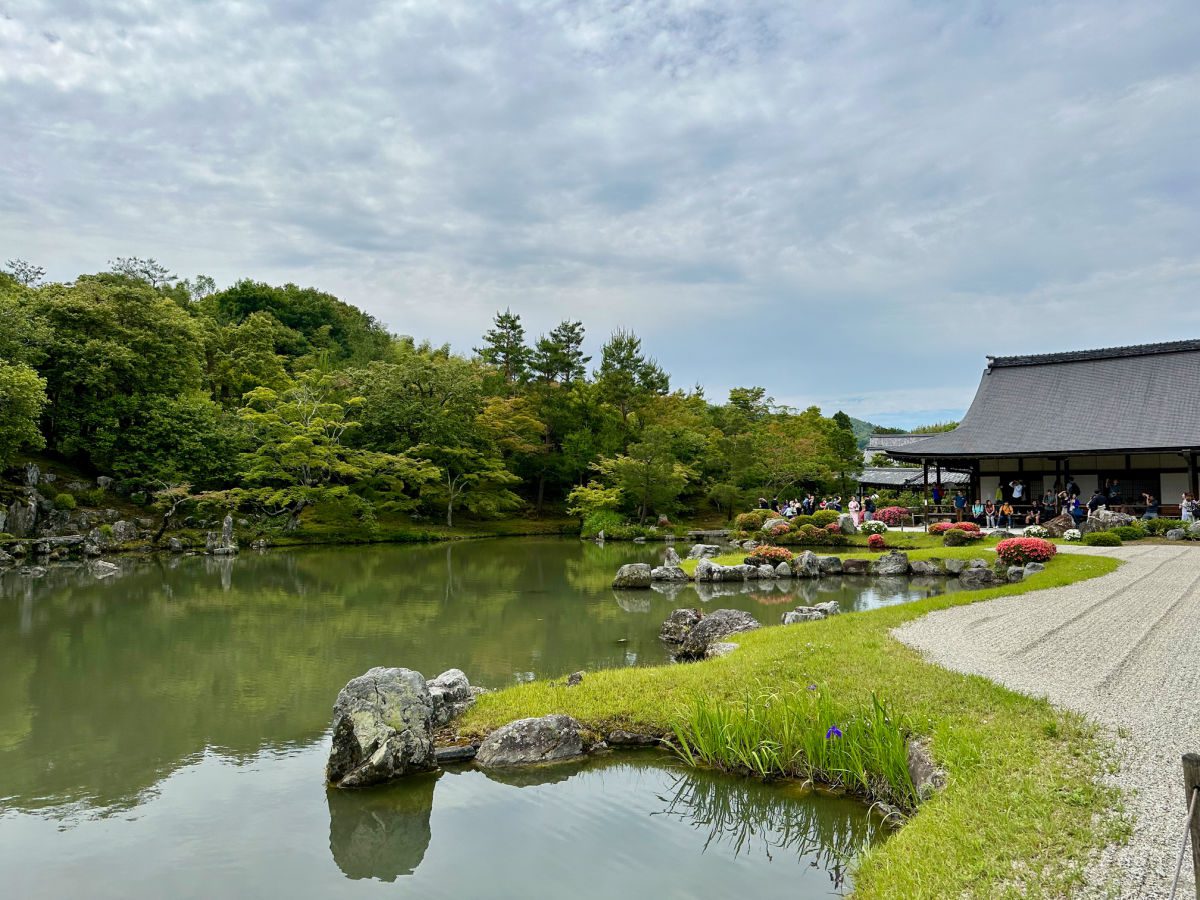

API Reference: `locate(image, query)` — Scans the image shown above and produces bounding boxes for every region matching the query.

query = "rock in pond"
[870,551,909,576]
[910,559,944,576]
[427,669,477,727]
[817,556,842,575]
[475,714,590,768]
[793,550,820,578]
[659,608,702,643]
[612,563,653,589]
[687,544,722,560]
[663,546,682,566]
[774,561,793,578]
[959,567,1000,589]
[606,730,660,747]
[651,565,689,582]
[327,667,436,788]
[434,745,477,764]
[841,558,871,575]
[676,609,761,660]
[0,550,14,569]
[943,558,968,575]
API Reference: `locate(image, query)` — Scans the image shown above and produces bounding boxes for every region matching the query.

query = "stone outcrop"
[475,714,590,768]
[782,600,841,624]
[774,561,792,578]
[663,546,682,566]
[1082,509,1134,535]
[959,567,1001,588]
[427,669,478,727]
[1006,566,1025,583]
[842,558,871,575]
[1043,513,1077,538]
[910,559,944,576]
[687,544,722,560]
[1165,529,1186,541]
[761,517,791,533]
[6,496,37,538]
[817,556,842,575]
[793,550,820,578]
[326,667,436,788]
[870,551,909,576]
[206,514,238,555]
[659,608,702,643]
[676,608,761,660]
[111,520,139,543]
[650,565,689,582]
[612,563,653,589]
[836,514,858,535]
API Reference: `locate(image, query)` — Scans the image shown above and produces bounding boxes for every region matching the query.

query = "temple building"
[870,340,1200,515]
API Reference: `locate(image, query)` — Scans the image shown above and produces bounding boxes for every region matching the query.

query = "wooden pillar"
[1190,452,1198,499]
[935,460,942,497]
[1184,753,1200,897]
[922,459,929,498]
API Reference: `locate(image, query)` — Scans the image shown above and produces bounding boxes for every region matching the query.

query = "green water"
[0,538,940,898]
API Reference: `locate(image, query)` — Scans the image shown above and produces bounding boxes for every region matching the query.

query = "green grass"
[678,541,1008,575]
[459,550,1125,898]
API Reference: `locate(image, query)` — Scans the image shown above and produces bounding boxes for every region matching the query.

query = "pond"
[0,538,951,898]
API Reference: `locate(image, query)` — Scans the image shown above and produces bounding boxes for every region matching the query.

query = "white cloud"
[2,0,1198,425]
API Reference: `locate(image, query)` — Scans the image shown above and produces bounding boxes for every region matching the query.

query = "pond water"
[0,538,952,898]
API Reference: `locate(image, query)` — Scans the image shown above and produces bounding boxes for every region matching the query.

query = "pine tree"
[529,320,589,384]
[474,309,530,387]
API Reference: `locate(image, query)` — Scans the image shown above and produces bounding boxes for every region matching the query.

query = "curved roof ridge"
[989,339,1200,368]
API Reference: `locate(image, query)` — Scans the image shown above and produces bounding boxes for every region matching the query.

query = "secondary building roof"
[858,466,970,487]
[885,340,1200,460]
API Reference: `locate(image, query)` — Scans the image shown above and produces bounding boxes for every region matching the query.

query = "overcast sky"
[3,1,1198,427]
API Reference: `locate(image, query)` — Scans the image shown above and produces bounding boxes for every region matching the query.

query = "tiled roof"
[858,466,970,487]
[865,434,935,452]
[889,340,1200,458]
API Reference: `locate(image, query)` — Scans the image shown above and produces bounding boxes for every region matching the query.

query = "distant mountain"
[848,416,889,449]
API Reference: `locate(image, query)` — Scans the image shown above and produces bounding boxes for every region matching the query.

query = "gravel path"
[894,544,1200,898]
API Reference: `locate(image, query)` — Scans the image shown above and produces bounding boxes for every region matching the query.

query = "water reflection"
[327,772,438,881]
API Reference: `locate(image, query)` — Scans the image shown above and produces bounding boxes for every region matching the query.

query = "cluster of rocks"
[781,601,841,624]
[328,665,662,788]
[1166,523,1200,540]
[613,547,1043,590]
[657,607,761,660]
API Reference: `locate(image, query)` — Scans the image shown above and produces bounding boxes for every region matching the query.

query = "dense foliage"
[0,260,864,530]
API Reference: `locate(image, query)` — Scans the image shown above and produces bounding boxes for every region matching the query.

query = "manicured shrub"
[943,528,983,547]
[1022,525,1049,538]
[1063,529,1082,542]
[1112,525,1144,541]
[995,537,1058,566]
[581,509,624,538]
[1140,518,1184,536]
[734,510,771,532]
[53,493,77,510]
[747,545,794,565]
[781,524,849,547]
[860,520,888,535]
[811,510,840,527]
[78,487,108,507]
[876,506,908,527]
[930,521,981,535]
[768,523,791,537]
[867,534,886,552]
[1082,531,1122,547]
[825,523,841,534]
[790,514,815,528]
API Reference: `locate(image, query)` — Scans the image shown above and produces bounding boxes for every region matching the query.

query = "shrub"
[860,520,888,535]
[790,514,814,528]
[943,529,984,547]
[867,534,886,552]
[734,510,771,532]
[768,522,791,537]
[876,506,908,527]
[580,509,624,538]
[98,524,114,539]
[1141,518,1184,536]
[1112,525,1144,541]
[1063,529,1082,542]
[995,537,1058,566]
[1082,531,1122,547]
[747,545,794,565]
[930,521,981,535]
[781,524,848,547]
[811,510,840,527]
[78,487,108,507]
[53,493,77,510]
[1022,525,1049,538]
[825,523,841,534]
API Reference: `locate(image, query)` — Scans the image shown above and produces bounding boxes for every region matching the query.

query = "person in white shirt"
[1009,480,1025,501]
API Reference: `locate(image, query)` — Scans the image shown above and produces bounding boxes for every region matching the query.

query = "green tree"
[529,320,589,384]
[204,312,292,404]
[108,257,176,288]
[4,259,46,287]
[237,372,435,528]
[414,444,523,527]
[474,309,530,388]
[107,394,243,491]
[830,410,863,494]
[0,361,47,466]
[593,426,695,523]
[595,329,669,440]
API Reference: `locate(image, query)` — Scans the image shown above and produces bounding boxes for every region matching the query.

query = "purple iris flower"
[825,725,843,740]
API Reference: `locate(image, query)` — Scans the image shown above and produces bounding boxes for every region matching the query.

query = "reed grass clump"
[670,688,917,810]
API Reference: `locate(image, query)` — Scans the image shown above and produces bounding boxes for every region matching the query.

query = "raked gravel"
[894,543,1200,898]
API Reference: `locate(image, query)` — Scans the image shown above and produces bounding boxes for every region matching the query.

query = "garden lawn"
[459,550,1125,899]
[677,540,1010,575]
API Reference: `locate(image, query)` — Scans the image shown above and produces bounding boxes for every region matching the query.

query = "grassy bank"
[458,550,1125,897]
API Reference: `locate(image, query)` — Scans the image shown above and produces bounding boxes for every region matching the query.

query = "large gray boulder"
[756,564,777,579]
[842,558,871,575]
[693,557,717,582]
[761,517,791,533]
[793,550,820,578]
[774,561,793,578]
[1165,529,1185,541]
[676,609,761,660]
[836,514,858,535]
[651,565,689,582]
[475,714,589,768]
[910,559,944,576]
[6,496,37,538]
[1006,566,1025,583]
[111,520,139,543]
[427,669,477,727]
[817,556,843,576]
[612,563,653,589]
[1043,513,1077,538]
[687,544,722,560]
[782,608,825,624]
[870,551,909,576]
[659,608,702,643]
[959,567,1000,589]
[1082,509,1134,535]
[1190,523,1200,538]
[944,558,968,575]
[326,667,436,788]
[663,546,682,566]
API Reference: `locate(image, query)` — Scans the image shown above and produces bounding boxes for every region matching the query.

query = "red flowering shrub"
[825,523,841,534]
[929,521,982,535]
[876,506,908,526]
[747,545,795,565]
[867,534,886,552]
[769,523,791,537]
[995,537,1057,566]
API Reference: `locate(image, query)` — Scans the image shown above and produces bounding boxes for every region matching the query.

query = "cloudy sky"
[3,1,1199,427]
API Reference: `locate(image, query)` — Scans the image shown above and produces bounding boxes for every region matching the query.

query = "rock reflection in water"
[327,771,438,882]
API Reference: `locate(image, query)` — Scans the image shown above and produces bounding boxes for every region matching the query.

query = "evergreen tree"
[529,320,589,384]
[595,329,669,438]
[475,308,530,387]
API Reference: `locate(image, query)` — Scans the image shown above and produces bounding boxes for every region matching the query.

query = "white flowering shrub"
[860,520,888,535]
[1063,529,1082,542]
[1023,525,1049,538]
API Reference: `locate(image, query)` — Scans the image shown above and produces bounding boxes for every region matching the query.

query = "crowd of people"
[758,494,879,522]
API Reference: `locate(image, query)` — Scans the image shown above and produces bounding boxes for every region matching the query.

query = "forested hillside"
[0,259,863,535]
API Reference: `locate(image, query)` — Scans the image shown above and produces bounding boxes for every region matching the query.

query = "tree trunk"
[285,500,307,531]
[446,499,454,528]
[536,473,546,517]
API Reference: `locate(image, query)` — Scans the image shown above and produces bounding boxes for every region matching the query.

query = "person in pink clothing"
[848,496,861,525]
